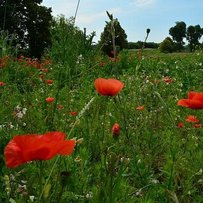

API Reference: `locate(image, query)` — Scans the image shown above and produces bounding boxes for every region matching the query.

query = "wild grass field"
[0,25,203,203]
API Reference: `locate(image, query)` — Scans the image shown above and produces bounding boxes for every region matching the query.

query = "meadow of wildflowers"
[0,25,203,203]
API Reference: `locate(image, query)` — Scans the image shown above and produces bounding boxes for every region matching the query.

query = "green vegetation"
[166,21,203,53]
[0,0,52,58]
[0,3,203,203]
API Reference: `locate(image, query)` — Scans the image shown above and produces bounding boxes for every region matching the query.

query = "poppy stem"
[115,95,130,141]
[38,157,59,201]
[154,91,176,127]
[38,161,45,202]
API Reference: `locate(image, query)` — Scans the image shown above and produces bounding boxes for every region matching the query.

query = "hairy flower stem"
[73,0,81,24]
[114,96,130,141]
[38,161,45,202]
[141,29,150,53]
[38,159,58,201]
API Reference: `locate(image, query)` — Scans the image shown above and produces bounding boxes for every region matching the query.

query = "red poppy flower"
[70,111,78,116]
[177,122,184,128]
[46,97,55,103]
[112,123,120,137]
[193,123,203,128]
[177,91,203,109]
[46,79,53,85]
[163,76,173,84]
[136,105,145,110]
[4,132,76,168]
[185,115,200,123]
[94,78,124,96]
[0,81,6,86]
[40,68,48,73]
[99,61,106,67]
[57,104,64,110]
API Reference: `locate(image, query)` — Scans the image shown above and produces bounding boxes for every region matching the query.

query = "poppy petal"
[4,132,75,168]
[192,92,203,101]
[177,99,203,109]
[94,78,124,96]
[41,132,65,142]
[57,140,76,155]
[4,140,23,168]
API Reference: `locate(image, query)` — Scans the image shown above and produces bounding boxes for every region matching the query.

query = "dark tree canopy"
[159,37,174,53]
[186,25,203,52]
[0,0,52,58]
[99,17,128,57]
[169,21,186,50]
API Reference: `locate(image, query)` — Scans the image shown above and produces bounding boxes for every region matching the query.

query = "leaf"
[166,189,179,203]
[9,198,16,203]
[43,183,52,199]
[106,11,113,20]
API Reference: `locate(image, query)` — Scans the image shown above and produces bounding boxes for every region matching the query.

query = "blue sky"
[42,0,203,43]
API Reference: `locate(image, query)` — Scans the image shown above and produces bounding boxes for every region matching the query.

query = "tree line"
[0,1,203,58]
[98,19,203,54]
[160,21,203,53]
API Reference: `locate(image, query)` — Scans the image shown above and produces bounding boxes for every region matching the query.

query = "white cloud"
[76,7,122,25]
[133,0,156,7]
[44,0,78,17]
[76,12,105,24]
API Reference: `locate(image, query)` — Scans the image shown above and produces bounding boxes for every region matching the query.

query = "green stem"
[73,0,81,24]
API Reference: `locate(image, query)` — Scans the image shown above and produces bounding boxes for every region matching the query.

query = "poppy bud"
[112,123,120,137]
[177,122,184,128]
[45,97,55,103]
[0,81,6,86]
[70,111,78,116]
[136,105,145,110]
[185,115,200,123]
[46,79,53,85]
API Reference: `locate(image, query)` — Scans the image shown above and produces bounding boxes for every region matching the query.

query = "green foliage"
[99,12,128,57]
[0,30,16,57]
[186,24,203,52]
[169,21,186,51]
[159,37,174,53]
[46,15,96,89]
[0,0,52,58]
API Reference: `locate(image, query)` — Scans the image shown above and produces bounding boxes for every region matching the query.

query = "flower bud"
[112,123,120,137]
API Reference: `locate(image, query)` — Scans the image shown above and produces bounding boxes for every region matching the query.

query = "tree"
[186,25,203,52]
[169,21,186,51]
[159,37,174,53]
[99,12,128,57]
[0,0,52,58]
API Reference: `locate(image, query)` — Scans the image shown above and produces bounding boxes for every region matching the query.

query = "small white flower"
[29,196,35,202]
[85,192,93,199]
[22,108,27,115]
[151,179,159,184]
[16,112,24,119]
